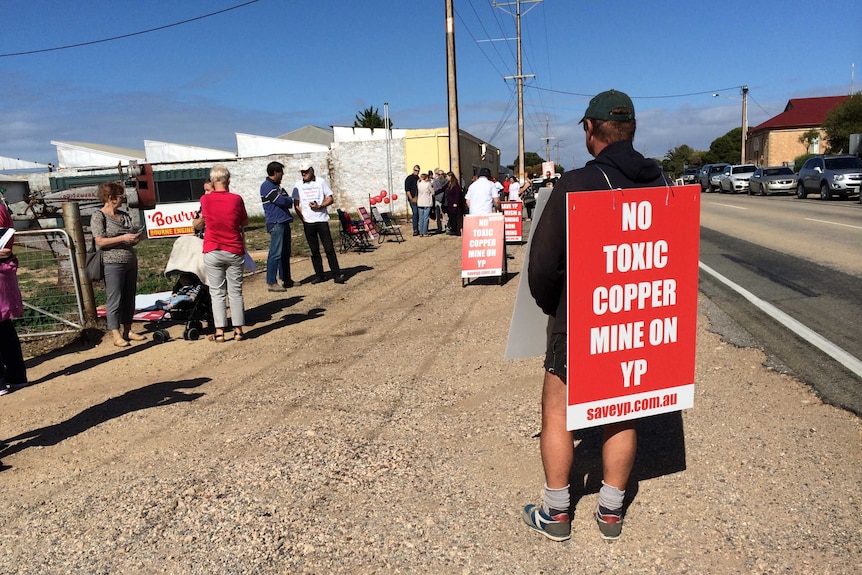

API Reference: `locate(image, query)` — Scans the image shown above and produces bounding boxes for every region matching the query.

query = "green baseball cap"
[580,89,635,123]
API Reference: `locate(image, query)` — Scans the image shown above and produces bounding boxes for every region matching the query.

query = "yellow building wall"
[748,128,826,167]
[403,129,500,181]
[404,129,450,176]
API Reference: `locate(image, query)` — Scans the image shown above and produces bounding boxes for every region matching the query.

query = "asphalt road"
[698,191,862,415]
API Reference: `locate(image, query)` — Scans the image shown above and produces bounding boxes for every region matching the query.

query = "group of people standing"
[259,162,344,289]
[191,161,345,342]
[405,165,538,235]
[405,166,465,237]
[90,161,345,348]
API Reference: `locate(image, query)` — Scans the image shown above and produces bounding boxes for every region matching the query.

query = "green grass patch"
[126,215,343,293]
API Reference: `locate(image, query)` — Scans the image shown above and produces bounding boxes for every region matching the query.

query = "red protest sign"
[461,214,505,279]
[565,185,700,430]
[501,201,523,242]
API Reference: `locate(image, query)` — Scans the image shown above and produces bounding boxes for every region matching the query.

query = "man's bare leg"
[540,370,573,490]
[596,420,637,539]
[602,421,637,489]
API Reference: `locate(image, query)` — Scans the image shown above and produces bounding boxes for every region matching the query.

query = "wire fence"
[12,228,85,338]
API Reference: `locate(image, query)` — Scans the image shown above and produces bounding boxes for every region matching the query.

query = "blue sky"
[1,0,860,171]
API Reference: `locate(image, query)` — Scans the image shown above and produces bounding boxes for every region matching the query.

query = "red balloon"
[383,197,391,204]
[380,190,388,197]
[370,198,378,205]
[391,194,398,201]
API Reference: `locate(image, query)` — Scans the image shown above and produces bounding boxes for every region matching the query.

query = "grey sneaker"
[595,505,623,539]
[0,385,10,397]
[522,504,571,542]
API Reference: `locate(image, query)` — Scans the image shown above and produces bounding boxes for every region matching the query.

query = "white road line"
[699,261,862,379]
[709,203,748,210]
[804,218,862,231]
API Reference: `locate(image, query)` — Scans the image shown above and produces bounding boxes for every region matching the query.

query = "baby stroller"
[151,235,213,343]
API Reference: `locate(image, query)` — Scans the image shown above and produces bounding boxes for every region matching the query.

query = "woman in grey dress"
[91,181,145,347]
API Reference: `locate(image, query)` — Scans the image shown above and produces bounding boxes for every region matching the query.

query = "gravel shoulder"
[1,230,859,574]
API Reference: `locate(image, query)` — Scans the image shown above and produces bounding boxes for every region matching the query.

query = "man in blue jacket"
[522,89,670,542]
[260,161,295,291]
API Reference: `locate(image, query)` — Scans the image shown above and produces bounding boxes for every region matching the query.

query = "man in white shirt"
[292,166,345,284]
[465,167,501,215]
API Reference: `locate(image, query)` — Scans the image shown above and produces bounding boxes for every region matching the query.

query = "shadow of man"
[569,411,687,514]
[1,378,209,461]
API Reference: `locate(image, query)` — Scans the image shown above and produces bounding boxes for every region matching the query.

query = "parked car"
[682,167,699,185]
[719,164,757,193]
[748,166,798,196]
[796,155,862,200]
[699,163,730,192]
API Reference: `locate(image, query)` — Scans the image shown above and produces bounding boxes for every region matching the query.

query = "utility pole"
[554,140,564,166]
[445,0,461,181]
[384,102,393,209]
[741,85,748,164]
[496,0,541,183]
[541,117,555,162]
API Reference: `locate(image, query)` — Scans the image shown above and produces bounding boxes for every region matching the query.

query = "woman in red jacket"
[199,165,249,342]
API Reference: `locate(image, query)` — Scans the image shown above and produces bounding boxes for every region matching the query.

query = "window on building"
[809,136,820,154]
[156,179,206,203]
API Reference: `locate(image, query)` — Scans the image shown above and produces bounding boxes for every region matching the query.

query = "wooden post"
[63,202,98,324]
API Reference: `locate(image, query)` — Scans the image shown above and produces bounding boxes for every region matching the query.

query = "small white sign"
[143,202,200,238]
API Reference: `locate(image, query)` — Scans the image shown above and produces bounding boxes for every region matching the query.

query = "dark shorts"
[543,332,567,380]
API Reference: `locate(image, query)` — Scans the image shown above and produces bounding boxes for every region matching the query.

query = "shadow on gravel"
[295,265,373,285]
[0,378,209,465]
[338,265,373,281]
[243,307,326,340]
[569,412,686,514]
[23,327,105,371]
[245,296,304,324]
[24,339,160,388]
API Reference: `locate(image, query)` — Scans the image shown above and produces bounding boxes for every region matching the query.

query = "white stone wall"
[32,144,408,218]
[330,139,407,217]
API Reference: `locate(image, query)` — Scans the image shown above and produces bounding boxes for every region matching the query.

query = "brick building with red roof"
[746,95,849,167]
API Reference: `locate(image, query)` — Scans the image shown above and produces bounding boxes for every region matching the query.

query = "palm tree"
[354,106,393,129]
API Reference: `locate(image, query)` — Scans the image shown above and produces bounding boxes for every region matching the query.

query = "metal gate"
[11,228,85,338]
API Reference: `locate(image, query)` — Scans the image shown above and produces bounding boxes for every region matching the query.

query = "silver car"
[719,164,757,193]
[796,155,862,200]
[748,166,798,196]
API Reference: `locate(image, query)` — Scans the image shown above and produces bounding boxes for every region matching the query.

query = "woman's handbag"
[85,243,103,281]
[85,210,105,282]
[84,210,108,282]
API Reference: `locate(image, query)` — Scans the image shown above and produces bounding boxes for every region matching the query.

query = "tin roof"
[749,96,849,134]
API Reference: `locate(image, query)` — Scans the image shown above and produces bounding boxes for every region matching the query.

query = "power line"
[461,0,511,74]
[0,0,261,58]
[527,85,747,100]
[454,6,510,79]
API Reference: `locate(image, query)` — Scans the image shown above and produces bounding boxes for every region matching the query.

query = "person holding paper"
[200,165,249,342]
[0,202,27,396]
[292,166,345,284]
[92,181,146,347]
[523,90,670,542]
